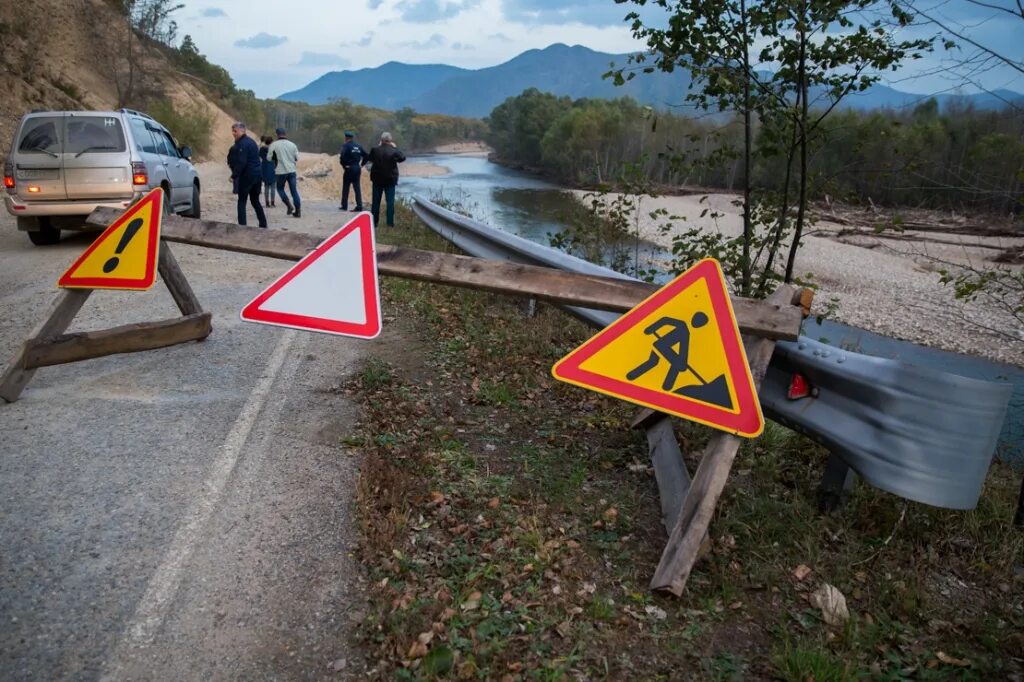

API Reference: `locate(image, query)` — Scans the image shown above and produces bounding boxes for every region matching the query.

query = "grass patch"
[345,201,1024,679]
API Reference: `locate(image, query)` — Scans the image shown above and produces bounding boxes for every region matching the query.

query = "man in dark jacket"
[228,122,268,228]
[364,131,406,228]
[339,130,368,212]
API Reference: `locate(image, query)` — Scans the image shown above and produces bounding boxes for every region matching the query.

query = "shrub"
[147,98,214,158]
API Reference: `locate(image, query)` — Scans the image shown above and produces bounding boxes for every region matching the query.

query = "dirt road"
[0,158,380,679]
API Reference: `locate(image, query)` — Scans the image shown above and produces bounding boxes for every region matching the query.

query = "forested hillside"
[487,89,1024,213]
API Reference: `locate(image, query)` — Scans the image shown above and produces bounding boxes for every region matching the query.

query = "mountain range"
[278,43,1023,119]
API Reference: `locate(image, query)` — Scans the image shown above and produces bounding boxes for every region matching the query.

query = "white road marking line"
[103,329,298,669]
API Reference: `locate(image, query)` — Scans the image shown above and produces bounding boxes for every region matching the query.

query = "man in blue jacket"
[339,130,368,212]
[228,122,268,228]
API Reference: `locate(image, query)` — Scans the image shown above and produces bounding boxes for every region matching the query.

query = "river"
[402,153,1023,462]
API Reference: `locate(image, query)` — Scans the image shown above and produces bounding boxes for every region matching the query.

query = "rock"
[809,583,849,626]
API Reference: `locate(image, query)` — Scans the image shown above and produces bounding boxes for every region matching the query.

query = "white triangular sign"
[240,212,382,338]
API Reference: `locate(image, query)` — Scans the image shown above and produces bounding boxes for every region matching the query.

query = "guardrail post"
[816,452,857,513]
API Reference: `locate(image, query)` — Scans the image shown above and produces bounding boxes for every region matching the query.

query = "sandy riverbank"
[572,189,1024,367]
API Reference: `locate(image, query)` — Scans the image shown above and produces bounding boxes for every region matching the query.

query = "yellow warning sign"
[552,259,764,437]
[58,188,163,290]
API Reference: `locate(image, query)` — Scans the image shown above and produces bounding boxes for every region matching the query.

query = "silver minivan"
[3,109,200,245]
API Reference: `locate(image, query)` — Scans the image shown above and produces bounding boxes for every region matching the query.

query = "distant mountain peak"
[278,43,1022,118]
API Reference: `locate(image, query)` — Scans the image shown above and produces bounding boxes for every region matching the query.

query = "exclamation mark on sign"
[103,218,144,273]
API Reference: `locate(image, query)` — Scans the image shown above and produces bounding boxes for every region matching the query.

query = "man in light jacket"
[268,127,301,219]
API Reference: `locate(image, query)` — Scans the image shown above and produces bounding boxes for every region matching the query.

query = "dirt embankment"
[0,0,235,161]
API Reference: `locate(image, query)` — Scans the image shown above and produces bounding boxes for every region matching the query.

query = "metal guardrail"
[411,196,1012,510]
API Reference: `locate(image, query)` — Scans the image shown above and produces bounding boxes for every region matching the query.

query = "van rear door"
[61,113,134,200]
[13,114,67,201]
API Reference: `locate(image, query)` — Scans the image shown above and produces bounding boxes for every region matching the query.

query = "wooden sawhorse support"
[0,243,211,403]
[642,285,804,595]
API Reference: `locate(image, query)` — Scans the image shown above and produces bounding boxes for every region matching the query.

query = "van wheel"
[183,185,201,219]
[24,218,61,246]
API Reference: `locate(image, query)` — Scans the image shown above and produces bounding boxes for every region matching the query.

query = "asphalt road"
[0,172,371,680]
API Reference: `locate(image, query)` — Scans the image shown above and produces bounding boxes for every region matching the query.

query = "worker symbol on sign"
[625,313,734,410]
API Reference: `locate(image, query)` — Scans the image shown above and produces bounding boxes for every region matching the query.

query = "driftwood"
[86,209,804,342]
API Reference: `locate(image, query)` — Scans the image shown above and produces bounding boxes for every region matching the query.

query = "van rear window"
[64,117,126,155]
[18,117,62,155]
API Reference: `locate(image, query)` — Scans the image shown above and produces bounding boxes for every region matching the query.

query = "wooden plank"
[22,313,212,369]
[650,285,795,595]
[645,416,692,532]
[0,289,91,402]
[158,243,203,316]
[86,209,804,341]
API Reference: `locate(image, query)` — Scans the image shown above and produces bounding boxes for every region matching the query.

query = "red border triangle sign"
[58,187,163,290]
[552,258,764,438]
[240,212,382,339]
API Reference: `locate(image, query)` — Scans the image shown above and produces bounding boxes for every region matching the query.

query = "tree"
[612,0,933,293]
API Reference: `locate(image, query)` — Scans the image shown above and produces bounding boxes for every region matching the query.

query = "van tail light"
[131,162,148,185]
[787,373,815,400]
[3,161,13,190]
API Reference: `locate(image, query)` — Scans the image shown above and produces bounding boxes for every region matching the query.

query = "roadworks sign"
[240,212,382,339]
[552,258,765,437]
[58,188,163,290]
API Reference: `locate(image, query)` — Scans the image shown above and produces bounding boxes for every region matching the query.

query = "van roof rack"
[119,108,155,121]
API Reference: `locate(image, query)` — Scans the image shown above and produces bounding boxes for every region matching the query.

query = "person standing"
[365,131,406,228]
[338,130,368,212]
[259,135,276,208]
[228,122,267,228]
[268,127,301,219]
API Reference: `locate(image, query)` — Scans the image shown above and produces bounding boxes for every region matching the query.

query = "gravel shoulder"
[573,189,1024,367]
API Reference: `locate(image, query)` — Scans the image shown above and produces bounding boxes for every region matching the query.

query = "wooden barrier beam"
[86,209,804,341]
[22,313,212,369]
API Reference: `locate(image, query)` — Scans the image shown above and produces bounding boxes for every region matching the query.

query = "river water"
[402,154,1023,462]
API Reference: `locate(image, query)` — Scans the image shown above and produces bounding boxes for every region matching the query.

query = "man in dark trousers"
[339,130,368,212]
[228,122,268,228]
[364,131,406,228]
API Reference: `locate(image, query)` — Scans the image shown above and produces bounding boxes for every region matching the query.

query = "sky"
[175,0,1024,100]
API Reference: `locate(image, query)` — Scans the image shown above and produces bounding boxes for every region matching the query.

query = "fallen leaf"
[603,507,619,521]
[554,621,572,638]
[792,564,813,581]
[429,491,445,505]
[407,641,428,659]
[936,652,970,667]
[809,583,850,626]
[507,662,524,672]
[417,631,434,645]
[487,497,500,509]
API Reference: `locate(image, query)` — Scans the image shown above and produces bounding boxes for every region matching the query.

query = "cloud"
[501,0,635,27]
[234,32,288,49]
[487,32,513,42]
[368,0,384,7]
[294,52,352,68]
[396,0,481,23]
[341,31,375,48]
[200,7,227,18]
[451,41,474,50]
[395,33,446,49]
